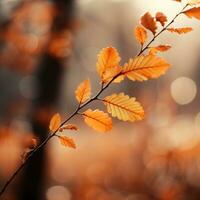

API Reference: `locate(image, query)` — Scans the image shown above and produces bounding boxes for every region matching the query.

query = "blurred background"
[0,0,200,199]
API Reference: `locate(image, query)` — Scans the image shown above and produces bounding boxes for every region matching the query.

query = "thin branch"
[0,4,189,198]
[0,73,118,198]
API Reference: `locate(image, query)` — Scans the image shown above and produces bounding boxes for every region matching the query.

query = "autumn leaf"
[155,12,167,26]
[122,54,170,81]
[154,45,171,51]
[173,0,181,2]
[83,109,112,132]
[49,113,61,132]
[134,26,147,45]
[167,27,193,34]
[102,66,124,83]
[113,73,125,83]
[59,124,78,132]
[149,45,171,55]
[63,124,78,131]
[183,7,200,20]
[75,79,91,103]
[96,47,121,81]
[141,12,157,35]
[103,93,144,122]
[58,136,76,149]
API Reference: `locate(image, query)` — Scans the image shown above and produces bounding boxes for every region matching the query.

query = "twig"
[0,4,189,198]
[0,72,119,198]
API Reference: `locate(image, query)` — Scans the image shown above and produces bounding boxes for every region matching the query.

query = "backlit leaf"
[154,45,171,51]
[75,79,91,103]
[102,66,123,83]
[103,93,144,122]
[167,27,193,34]
[183,7,200,20]
[149,45,171,55]
[134,26,147,45]
[96,47,121,81]
[141,12,157,35]
[58,136,76,149]
[122,54,170,81]
[83,109,112,132]
[49,113,61,132]
[59,124,78,132]
[155,12,167,26]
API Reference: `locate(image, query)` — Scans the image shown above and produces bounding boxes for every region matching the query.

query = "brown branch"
[0,3,189,198]
[0,72,118,198]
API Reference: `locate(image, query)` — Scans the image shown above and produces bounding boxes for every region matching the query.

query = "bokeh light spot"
[46,185,71,200]
[170,77,197,105]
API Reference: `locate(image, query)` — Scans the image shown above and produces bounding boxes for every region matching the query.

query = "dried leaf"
[58,136,76,148]
[114,74,125,83]
[148,48,158,55]
[49,113,61,132]
[154,45,171,51]
[83,109,112,132]
[141,12,157,35]
[102,66,123,83]
[96,47,121,81]
[183,7,200,20]
[75,79,91,103]
[155,12,167,26]
[103,93,144,122]
[167,27,193,34]
[134,26,147,45]
[60,124,78,131]
[122,55,170,81]
[149,45,171,55]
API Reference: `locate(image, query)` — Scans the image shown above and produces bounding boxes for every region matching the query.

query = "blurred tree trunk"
[17,1,74,200]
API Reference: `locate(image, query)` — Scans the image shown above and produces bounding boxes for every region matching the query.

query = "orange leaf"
[183,7,200,20]
[75,79,91,103]
[141,12,157,35]
[149,45,171,55]
[83,109,112,132]
[122,55,170,81]
[167,27,193,34]
[58,136,76,148]
[102,66,123,83]
[103,93,144,122]
[96,47,121,81]
[134,26,147,45]
[148,48,158,55]
[155,12,167,26]
[60,124,78,131]
[49,113,61,132]
[154,45,171,51]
